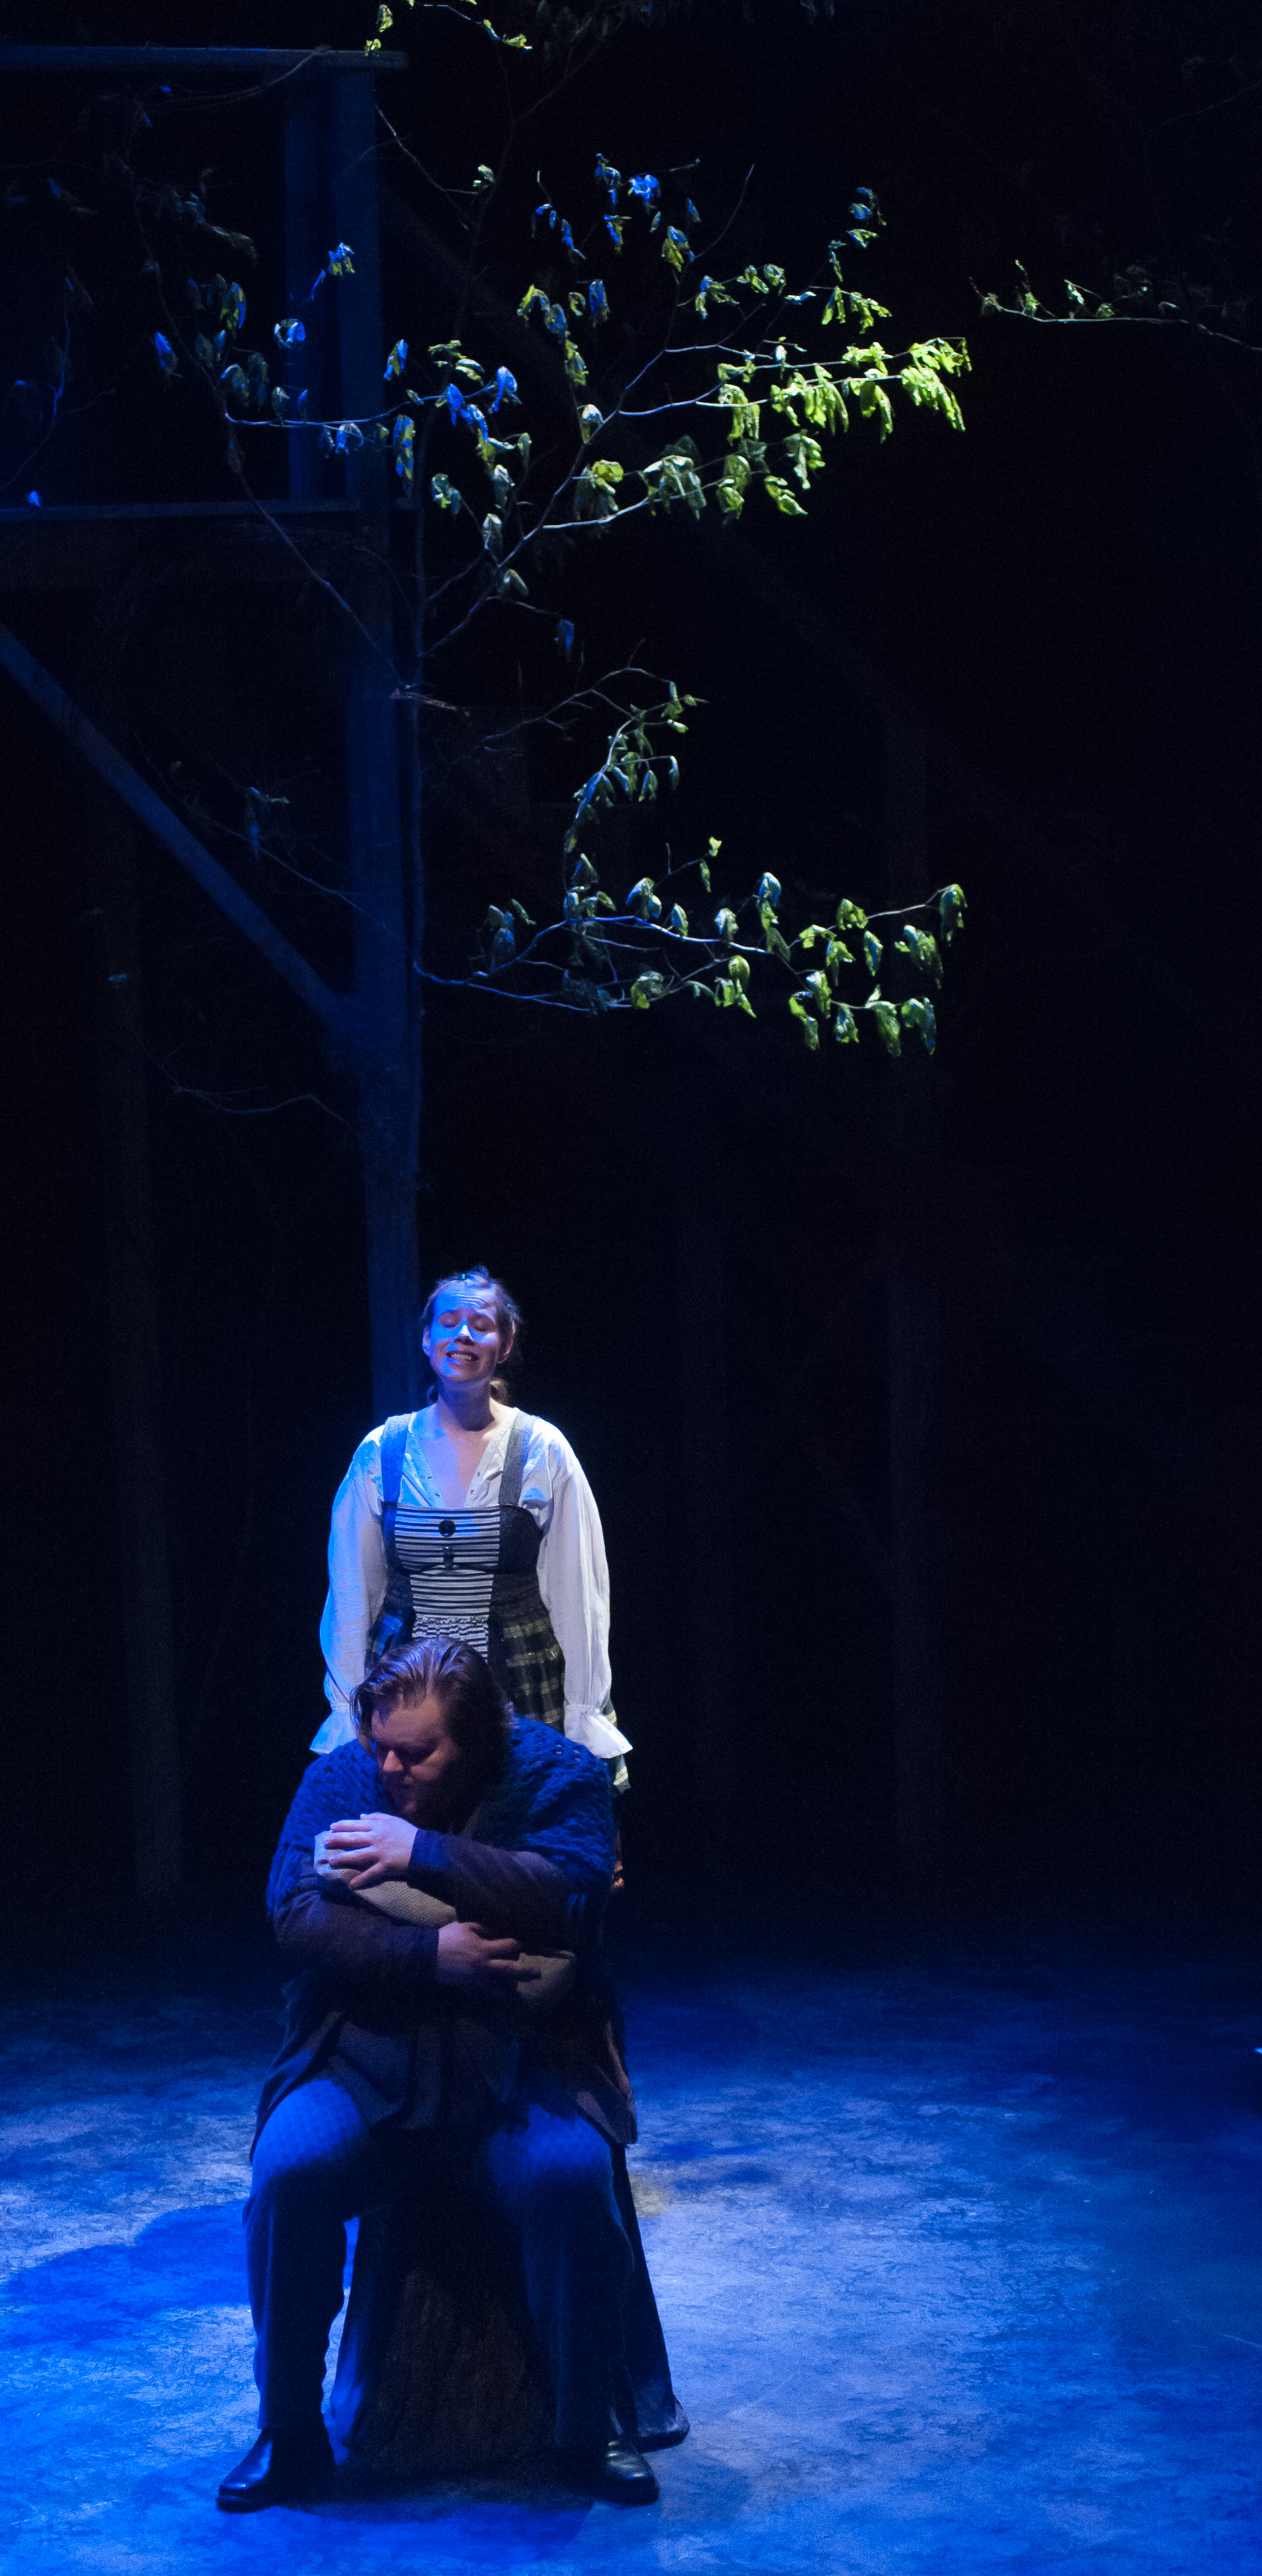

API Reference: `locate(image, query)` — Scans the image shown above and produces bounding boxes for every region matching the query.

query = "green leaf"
[713,906,738,943]
[763,475,809,518]
[788,994,820,1051]
[784,429,826,488]
[862,929,883,978]
[630,973,667,1009]
[716,453,752,517]
[755,871,782,912]
[825,935,853,981]
[393,413,415,493]
[693,276,736,319]
[837,898,868,930]
[870,998,902,1057]
[855,375,894,439]
[834,1005,859,1044]
[669,904,689,937]
[627,877,663,922]
[900,995,937,1054]
[640,448,706,517]
[939,883,967,941]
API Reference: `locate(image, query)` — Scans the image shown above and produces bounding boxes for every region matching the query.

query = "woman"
[312,1266,630,1784]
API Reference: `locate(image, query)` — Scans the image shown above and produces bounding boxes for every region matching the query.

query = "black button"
[439,1517,455,1537]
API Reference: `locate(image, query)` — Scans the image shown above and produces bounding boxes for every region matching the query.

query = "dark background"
[4,0,1261,1933]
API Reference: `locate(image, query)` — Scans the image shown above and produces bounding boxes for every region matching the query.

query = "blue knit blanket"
[266,1717,616,1914]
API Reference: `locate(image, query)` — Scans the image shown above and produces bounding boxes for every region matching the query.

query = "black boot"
[216,2423,335,2512]
[592,2436,660,2504]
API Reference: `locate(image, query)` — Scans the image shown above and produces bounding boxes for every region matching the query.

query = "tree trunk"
[93,805,183,1902]
[674,1189,738,1859]
[883,715,947,1879]
[887,1258,945,1869]
[334,67,425,1420]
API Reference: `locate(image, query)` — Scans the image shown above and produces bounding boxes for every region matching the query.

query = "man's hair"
[351,1634,513,1778]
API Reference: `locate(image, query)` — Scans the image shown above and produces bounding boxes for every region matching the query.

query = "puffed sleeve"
[311,1429,387,1754]
[534,1432,631,1765]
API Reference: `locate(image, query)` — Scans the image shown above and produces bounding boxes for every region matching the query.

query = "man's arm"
[273,1864,441,1991]
[275,1865,538,1994]
[322,1815,578,1948]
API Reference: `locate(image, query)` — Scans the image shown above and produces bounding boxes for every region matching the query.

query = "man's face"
[421,1283,510,1398]
[368,1693,469,1825]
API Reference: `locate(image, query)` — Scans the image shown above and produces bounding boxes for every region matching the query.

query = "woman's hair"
[351,1634,513,1776]
[419,1264,523,1404]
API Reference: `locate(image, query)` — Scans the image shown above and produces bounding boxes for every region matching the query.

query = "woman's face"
[422,1280,510,1395]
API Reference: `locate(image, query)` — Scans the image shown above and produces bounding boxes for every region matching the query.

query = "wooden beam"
[0,503,365,594]
[0,621,349,1037]
[0,498,361,525]
[0,47,407,71]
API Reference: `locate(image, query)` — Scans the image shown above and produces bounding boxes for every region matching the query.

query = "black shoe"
[593,2436,660,2504]
[215,2424,334,2512]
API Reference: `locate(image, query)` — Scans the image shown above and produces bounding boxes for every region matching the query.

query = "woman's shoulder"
[343,1420,386,1479]
[515,1411,584,1476]
[342,1404,428,1484]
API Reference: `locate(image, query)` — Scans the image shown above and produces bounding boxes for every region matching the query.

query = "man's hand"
[322,1811,416,1889]
[435,1922,541,1991]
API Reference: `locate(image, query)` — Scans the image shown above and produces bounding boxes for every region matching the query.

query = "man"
[217,1634,686,2511]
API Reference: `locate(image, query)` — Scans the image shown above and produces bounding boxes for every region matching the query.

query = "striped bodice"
[389,1502,541,1658]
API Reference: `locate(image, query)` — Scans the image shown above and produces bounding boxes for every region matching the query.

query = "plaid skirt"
[486,1579,567,1731]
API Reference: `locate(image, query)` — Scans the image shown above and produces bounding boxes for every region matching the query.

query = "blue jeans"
[246,2075,636,2450]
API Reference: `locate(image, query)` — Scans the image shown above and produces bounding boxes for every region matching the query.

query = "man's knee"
[499,2107,617,2229]
[248,2081,368,2220]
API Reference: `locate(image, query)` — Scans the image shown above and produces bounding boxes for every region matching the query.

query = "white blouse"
[311,1407,631,1765]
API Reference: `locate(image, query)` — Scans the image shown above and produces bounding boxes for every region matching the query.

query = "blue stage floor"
[4,1925,1262,2572]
